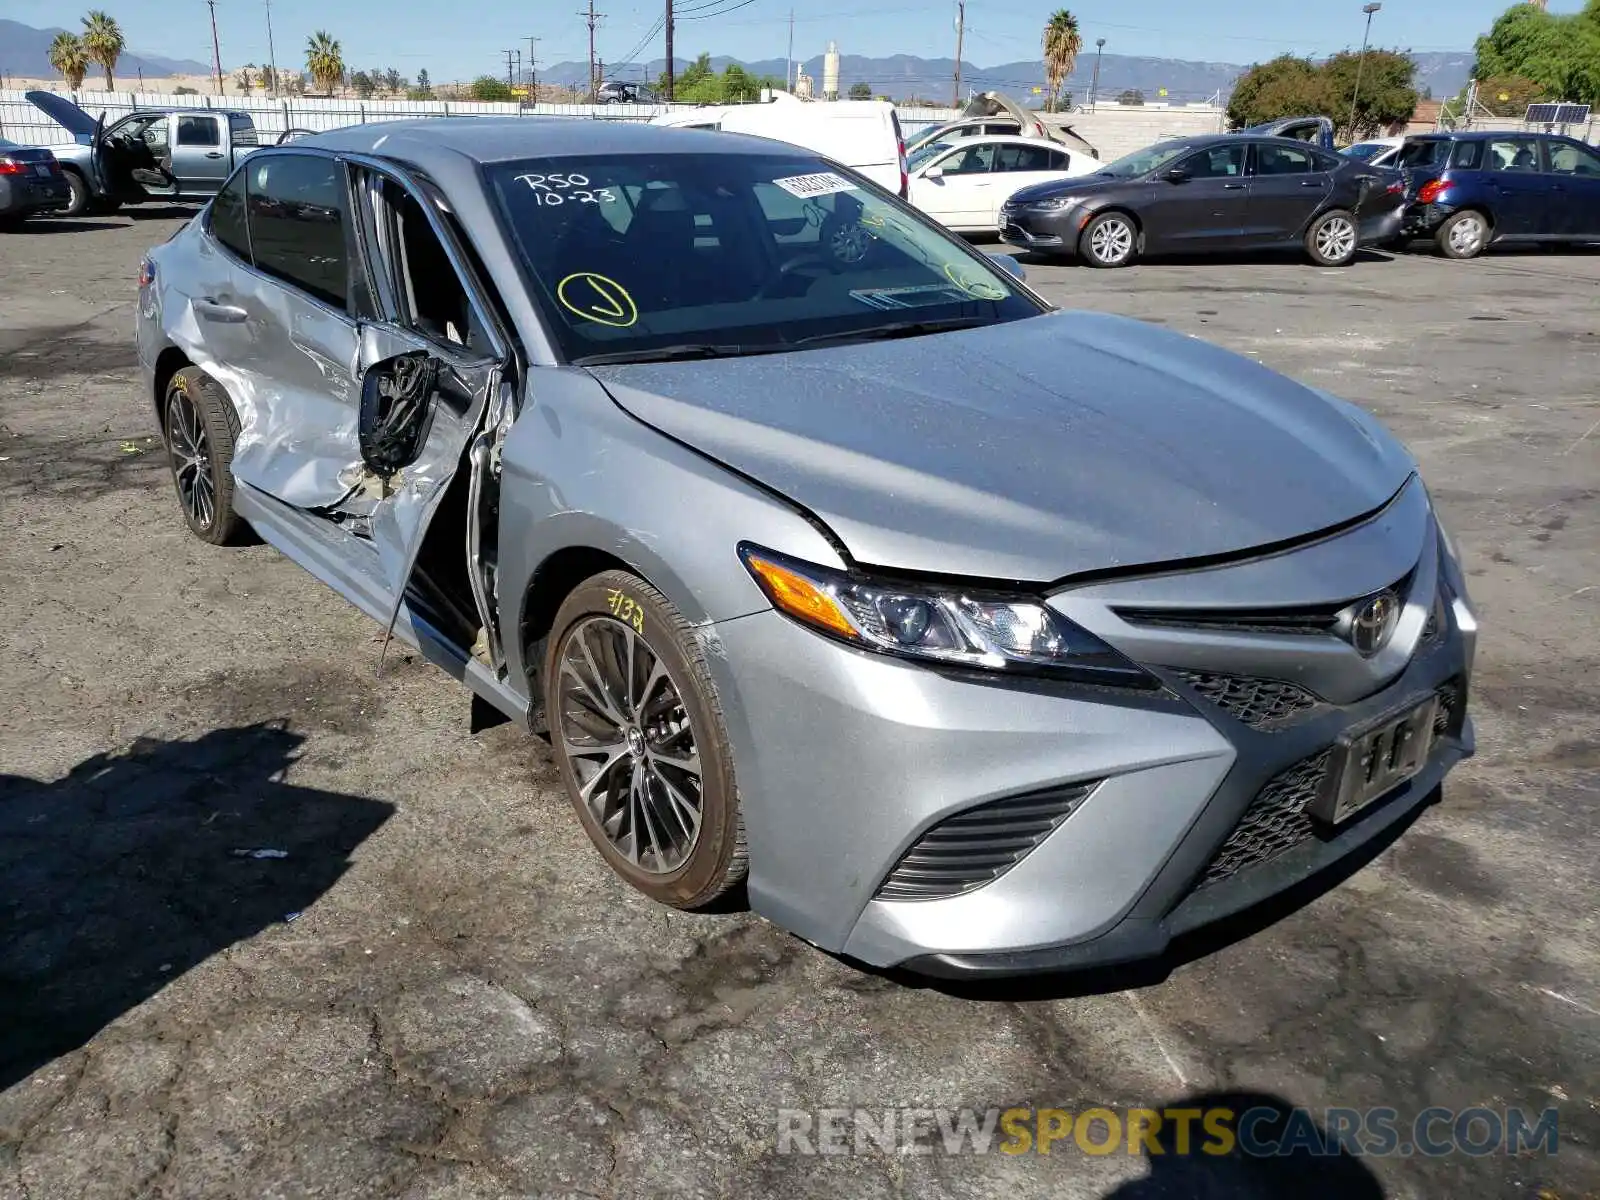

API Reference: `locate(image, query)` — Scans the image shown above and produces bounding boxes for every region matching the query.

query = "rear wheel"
[164,367,245,545]
[1080,212,1138,268]
[544,570,747,909]
[61,169,91,218]
[1305,208,1359,266]
[1437,210,1489,259]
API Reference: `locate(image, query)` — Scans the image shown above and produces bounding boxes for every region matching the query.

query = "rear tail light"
[1417,178,1451,205]
[1386,180,1404,194]
[0,156,26,176]
[898,138,908,199]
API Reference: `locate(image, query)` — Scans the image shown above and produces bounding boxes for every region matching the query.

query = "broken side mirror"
[359,351,440,476]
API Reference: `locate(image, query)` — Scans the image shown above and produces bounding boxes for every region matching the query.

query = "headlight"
[1026,196,1079,211]
[739,544,1155,688]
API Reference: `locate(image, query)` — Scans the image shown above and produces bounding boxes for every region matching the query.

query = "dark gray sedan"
[134,119,1475,976]
[1000,134,1407,267]
[0,138,71,226]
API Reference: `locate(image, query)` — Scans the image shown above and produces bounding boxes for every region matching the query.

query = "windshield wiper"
[787,316,996,350]
[571,343,750,366]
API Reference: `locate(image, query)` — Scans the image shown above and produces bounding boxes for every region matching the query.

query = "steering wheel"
[755,251,839,300]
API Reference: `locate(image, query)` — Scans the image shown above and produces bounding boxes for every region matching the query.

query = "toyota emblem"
[1344,589,1401,657]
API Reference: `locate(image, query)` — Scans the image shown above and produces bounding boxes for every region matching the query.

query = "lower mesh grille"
[875,782,1098,901]
[1435,678,1464,735]
[1197,750,1331,889]
[1176,671,1320,730]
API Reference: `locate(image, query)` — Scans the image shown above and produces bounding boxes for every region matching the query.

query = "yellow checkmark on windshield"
[943,262,1009,301]
[556,272,639,327]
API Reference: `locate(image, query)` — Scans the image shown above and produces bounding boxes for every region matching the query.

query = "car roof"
[1411,129,1565,141]
[929,133,1074,148]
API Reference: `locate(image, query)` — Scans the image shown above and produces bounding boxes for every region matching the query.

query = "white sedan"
[906,135,1101,233]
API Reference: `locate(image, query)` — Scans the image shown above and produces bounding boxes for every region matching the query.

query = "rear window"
[487,151,1041,364]
[1396,140,1448,169]
[229,115,258,147]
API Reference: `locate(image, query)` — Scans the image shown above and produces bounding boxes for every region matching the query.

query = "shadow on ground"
[1100,1091,1386,1198]
[0,723,393,1090]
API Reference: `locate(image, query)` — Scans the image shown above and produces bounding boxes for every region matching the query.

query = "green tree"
[81,11,125,90]
[1042,10,1083,113]
[661,52,718,101]
[1473,2,1600,105]
[470,75,514,101]
[1117,88,1145,105]
[723,62,755,101]
[848,81,872,100]
[49,31,89,90]
[350,70,376,98]
[305,31,344,94]
[409,68,433,99]
[1227,54,1325,127]
[234,64,257,92]
[1473,73,1549,116]
[1320,48,1418,137]
[384,68,405,94]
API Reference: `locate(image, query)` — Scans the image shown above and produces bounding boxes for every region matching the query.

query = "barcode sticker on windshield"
[772,172,855,198]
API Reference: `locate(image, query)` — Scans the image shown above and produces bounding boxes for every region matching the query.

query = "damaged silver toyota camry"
[137,119,1477,976]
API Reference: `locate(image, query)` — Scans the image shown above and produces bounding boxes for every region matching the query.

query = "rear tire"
[1305,208,1359,266]
[163,367,246,546]
[61,169,90,218]
[1079,212,1138,268]
[1437,210,1489,260]
[544,570,747,910]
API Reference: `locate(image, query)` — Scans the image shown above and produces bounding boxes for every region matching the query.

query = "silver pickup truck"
[24,91,265,216]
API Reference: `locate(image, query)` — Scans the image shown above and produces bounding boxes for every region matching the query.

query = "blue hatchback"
[1397,131,1600,258]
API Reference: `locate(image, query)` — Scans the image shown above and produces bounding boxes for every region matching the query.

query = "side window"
[1255,144,1314,175]
[246,153,348,309]
[209,168,250,259]
[1310,150,1342,172]
[937,143,996,174]
[1488,138,1539,172]
[140,116,170,154]
[1183,144,1247,178]
[1450,140,1483,169]
[1048,149,1072,171]
[229,116,259,147]
[176,115,220,147]
[994,143,1053,172]
[1396,140,1445,169]
[1548,141,1600,177]
[378,179,489,354]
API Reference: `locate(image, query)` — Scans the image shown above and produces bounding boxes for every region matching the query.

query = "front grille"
[1196,750,1331,889]
[874,782,1098,901]
[1176,671,1320,731]
[1118,569,1417,640]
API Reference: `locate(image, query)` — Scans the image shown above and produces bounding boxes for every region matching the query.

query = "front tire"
[61,169,91,217]
[163,367,245,545]
[544,570,747,909]
[1080,212,1138,268]
[1306,208,1359,266]
[1437,210,1489,260]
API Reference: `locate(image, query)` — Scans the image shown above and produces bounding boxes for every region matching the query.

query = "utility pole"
[264,0,279,97]
[786,8,794,92]
[1090,37,1105,112]
[206,0,224,96]
[504,48,516,92]
[664,0,675,100]
[514,48,523,98]
[580,0,603,102]
[527,35,540,103]
[951,1,964,110]
[1348,2,1382,139]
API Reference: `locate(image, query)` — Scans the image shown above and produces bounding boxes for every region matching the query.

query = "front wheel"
[1080,212,1138,268]
[61,169,91,217]
[544,570,747,909]
[1437,210,1489,260]
[1305,208,1359,266]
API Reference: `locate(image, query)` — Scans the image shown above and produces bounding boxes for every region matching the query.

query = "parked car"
[24,90,261,216]
[1342,136,1405,168]
[907,134,1099,232]
[1394,130,1600,258]
[0,138,71,226]
[597,80,658,104]
[905,92,1099,160]
[999,134,1407,267]
[137,119,1475,976]
[651,94,908,196]
[1243,115,1337,151]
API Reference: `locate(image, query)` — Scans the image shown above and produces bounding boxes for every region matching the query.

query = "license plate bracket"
[33,163,52,177]
[1312,696,1438,825]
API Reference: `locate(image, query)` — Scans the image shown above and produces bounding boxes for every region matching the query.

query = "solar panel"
[1525,102,1591,125]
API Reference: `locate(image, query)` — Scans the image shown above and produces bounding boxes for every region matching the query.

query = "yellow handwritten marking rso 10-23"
[606,589,645,634]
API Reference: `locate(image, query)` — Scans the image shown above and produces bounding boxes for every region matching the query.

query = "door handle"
[194,297,247,323]
[1223,182,1246,189]
[204,152,224,159]
[1300,180,1324,187]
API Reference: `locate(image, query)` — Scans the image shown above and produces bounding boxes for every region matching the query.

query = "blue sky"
[10,0,1574,83]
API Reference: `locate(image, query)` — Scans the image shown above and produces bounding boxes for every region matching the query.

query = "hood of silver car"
[588,310,1415,582]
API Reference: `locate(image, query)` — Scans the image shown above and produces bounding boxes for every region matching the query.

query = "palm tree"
[81,11,126,90]
[49,31,89,90]
[305,31,344,95]
[1042,9,1083,114]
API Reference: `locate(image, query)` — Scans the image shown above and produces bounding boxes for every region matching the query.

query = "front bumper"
[1358,203,1407,245]
[705,490,1475,975]
[998,206,1073,254]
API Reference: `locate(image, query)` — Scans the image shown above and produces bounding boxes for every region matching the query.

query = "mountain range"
[544,50,1474,105]
[0,19,211,80]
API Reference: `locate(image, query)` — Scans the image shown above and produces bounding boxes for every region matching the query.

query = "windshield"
[488,152,1043,364]
[907,142,952,170]
[1342,142,1391,161]
[1395,140,1448,168]
[1093,142,1191,178]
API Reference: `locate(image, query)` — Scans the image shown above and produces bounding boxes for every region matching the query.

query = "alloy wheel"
[1449,214,1486,256]
[555,616,704,874]
[166,384,216,531]
[1315,215,1357,262]
[1090,218,1134,264]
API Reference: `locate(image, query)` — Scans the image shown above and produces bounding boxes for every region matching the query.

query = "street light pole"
[1090,38,1105,112]
[1348,2,1382,140]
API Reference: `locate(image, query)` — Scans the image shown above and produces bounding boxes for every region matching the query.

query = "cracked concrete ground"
[1,212,1596,1199]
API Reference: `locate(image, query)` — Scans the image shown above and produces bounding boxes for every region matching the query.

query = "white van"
[650,94,909,197]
